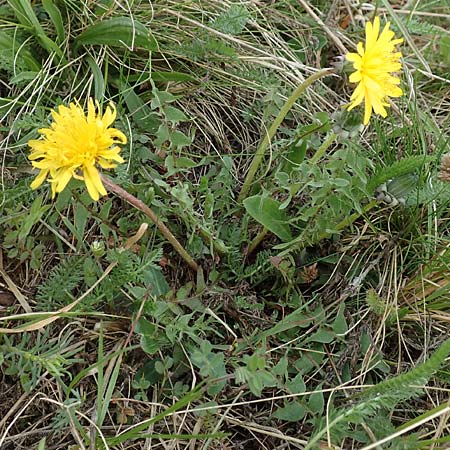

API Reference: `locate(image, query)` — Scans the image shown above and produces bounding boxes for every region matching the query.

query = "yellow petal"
[366,16,380,50]
[357,42,364,56]
[370,94,387,118]
[387,85,403,97]
[349,71,362,83]
[30,169,49,189]
[54,168,74,193]
[87,98,96,123]
[108,128,127,144]
[98,147,125,162]
[98,160,118,169]
[50,180,57,199]
[84,164,107,201]
[346,52,360,63]
[102,103,116,128]
[363,91,373,125]
[349,82,365,106]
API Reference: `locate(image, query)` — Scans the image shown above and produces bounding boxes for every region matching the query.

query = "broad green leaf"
[248,370,276,396]
[151,88,177,109]
[308,386,324,415]
[332,302,348,335]
[272,401,306,421]
[243,195,292,241]
[170,130,192,149]
[295,345,325,374]
[141,267,170,296]
[18,195,49,243]
[154,123,170,147]
[42,0,64,43]
[135,317,156,335]
[141,335,166,355]
[120,80,161,133]
[248,374,263,396]
[440,35,450,65]
[74,203,89,243]
[135,360,163,386]
[286,373,306,394]
[76,17,158,51]
[305,328,335,344]
[83,257,98,286]
[165,155,198,176]
[190,345,227,395]
[247,354,265,372]
[272,356,288,377]
[9,71,38,84]
[284,140,307,172]
[151,71,195,82]
[163,105,188,122]
[256,306,314,343]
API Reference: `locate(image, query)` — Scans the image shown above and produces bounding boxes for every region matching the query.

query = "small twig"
[101,175,199,272]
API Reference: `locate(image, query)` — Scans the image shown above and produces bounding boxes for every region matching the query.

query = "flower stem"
[245,132,337,256]
[237,68,334,203]
[277,199,379,256]
[246,227,268,257]
[101,175,199,272]
[309,131,337,165]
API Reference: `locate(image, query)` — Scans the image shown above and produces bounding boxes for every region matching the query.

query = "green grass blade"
[65,345,139,397]
[86,56,105,101]
[95,323,105,434]
[97,353,123,429]
[107,384,205,446]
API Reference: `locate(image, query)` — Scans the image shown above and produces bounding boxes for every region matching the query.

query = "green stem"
[304,413,346,450]
[309,131,337,165]
[101,175,199,272]
[278,199,379,256]
[237,68,334,203]
[197,227,228,255]
[246,227,269,257]
[245,131,337,254]
[329,199,378,236]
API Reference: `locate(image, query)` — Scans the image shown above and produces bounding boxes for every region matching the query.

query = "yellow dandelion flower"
[346,16,403,125]
[28,99,127,201]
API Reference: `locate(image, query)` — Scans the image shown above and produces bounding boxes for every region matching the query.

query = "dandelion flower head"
[28,99,126,201]
[346,16,403,125]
